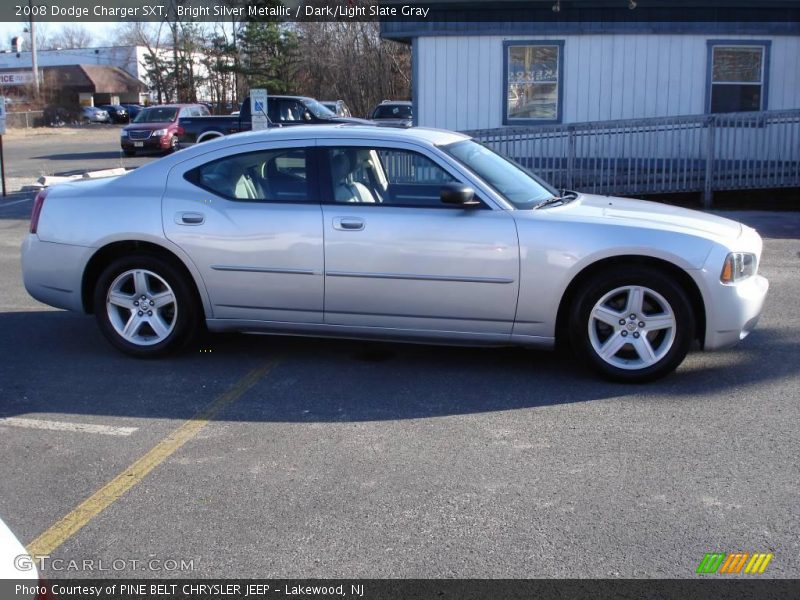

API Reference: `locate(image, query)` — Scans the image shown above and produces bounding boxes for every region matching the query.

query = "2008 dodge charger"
[21,126,768,382]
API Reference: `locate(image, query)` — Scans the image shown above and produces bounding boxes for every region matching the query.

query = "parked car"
[119,103,144,120]
[370,100,413,126]
[102,104,128,122]
[21,126,768,382]
[321,100,352,118]
[120,103,209,156]
[81,106,110,123]
[99,104,129,124]
[176,95,369,146]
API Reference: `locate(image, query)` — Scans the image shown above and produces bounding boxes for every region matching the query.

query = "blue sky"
[0,22,117,50]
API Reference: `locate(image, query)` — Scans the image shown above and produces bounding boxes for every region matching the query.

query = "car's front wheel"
[569,268,695,382]
[93,255,198,357]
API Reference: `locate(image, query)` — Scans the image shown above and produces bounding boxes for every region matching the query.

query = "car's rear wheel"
[569,268,695,382]
[93,255,198,357]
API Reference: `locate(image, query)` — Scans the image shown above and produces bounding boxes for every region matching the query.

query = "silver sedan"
[21,126,768,381]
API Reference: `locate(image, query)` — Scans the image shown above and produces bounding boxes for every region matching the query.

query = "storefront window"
[504,41,564,124]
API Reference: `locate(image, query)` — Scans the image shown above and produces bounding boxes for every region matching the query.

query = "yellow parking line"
[26,358,278,557]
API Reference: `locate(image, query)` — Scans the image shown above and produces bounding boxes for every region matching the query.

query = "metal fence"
[465,109,800,206]
[5,111,45,129]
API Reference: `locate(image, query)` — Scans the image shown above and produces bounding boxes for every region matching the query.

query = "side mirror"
[440,183,479,207]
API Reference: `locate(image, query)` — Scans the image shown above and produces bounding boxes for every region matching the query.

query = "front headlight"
[720,252,757,284]
[152,128,168,137]
[120,130,127,137]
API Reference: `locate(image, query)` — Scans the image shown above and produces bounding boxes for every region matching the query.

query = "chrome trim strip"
[325,271,514,284]
[215,304,321,313]
[325,309,516,323]
[211,265,316,275]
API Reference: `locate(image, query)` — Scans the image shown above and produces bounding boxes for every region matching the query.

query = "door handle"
[176,212,205,225]
[333,217,365,231]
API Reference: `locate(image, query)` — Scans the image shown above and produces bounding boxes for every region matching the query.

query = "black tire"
[93,254,199,358]
[123,149,136,157]
[168,135,178,153]
[568,267,695,382]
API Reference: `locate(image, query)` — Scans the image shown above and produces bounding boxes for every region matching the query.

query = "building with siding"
[381,0,800,131]
[0,45,214,105]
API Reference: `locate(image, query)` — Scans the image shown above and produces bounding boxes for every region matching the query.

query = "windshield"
[372,104,412,119]
[443,140,556,209]
[304,99,336,119]
[133,107,179,123]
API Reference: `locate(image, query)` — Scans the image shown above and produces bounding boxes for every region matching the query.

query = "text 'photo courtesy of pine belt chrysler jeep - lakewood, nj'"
[21,125,768,382]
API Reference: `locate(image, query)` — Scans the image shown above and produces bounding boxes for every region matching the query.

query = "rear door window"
[185,148,314,203]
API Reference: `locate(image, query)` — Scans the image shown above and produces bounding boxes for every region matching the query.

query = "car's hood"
[563,193,742,240]
[123,122,174,131]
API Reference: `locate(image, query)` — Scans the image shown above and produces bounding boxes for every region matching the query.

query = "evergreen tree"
[236,10,298,95]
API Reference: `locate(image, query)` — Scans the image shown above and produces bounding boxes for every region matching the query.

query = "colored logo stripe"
[745,553,773,574]
[697,552,773,574]
[719,553,749,574]
[697,553,726,574]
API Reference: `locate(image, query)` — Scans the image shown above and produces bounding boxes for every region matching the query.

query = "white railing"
[465,109,800,207]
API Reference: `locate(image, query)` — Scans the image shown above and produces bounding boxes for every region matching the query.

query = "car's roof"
[225,124,467,147]
[268,95,314,101]
[379,100,412,106]
[129,126,469,179]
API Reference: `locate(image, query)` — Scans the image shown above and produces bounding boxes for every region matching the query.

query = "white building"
[0,44,215,104]
[381,0,800,131]
[0,45,148,83]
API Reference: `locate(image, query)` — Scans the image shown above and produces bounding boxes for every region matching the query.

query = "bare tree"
[293,22,410,118]
[105,22,162,48]
[44,25,93,50]
[20,22,51,51]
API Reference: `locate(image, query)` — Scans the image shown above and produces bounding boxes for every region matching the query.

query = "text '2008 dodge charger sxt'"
[22,126,768,381]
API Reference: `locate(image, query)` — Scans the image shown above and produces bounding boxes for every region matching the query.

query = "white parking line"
[0,417,138,436]
[0,197,34,208]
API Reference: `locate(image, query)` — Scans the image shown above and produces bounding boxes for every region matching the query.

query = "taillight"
[30,188,50,234]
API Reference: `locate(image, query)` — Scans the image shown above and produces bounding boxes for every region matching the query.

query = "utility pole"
[28,0,40,98]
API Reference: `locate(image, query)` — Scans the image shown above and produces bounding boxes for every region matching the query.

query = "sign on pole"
[250,89,269,131]
[0,97,6,135]
[0,95,6,196]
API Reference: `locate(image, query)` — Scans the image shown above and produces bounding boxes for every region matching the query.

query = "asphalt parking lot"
[2,126,156,192]
[0,193,798,579]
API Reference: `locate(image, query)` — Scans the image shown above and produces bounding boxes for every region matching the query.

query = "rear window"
[372,104,412,120]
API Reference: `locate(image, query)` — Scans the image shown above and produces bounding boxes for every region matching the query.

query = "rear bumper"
[21,235,92,313]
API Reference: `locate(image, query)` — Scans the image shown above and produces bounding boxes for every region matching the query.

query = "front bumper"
[121,134,172,151]
[701,273,769,350]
